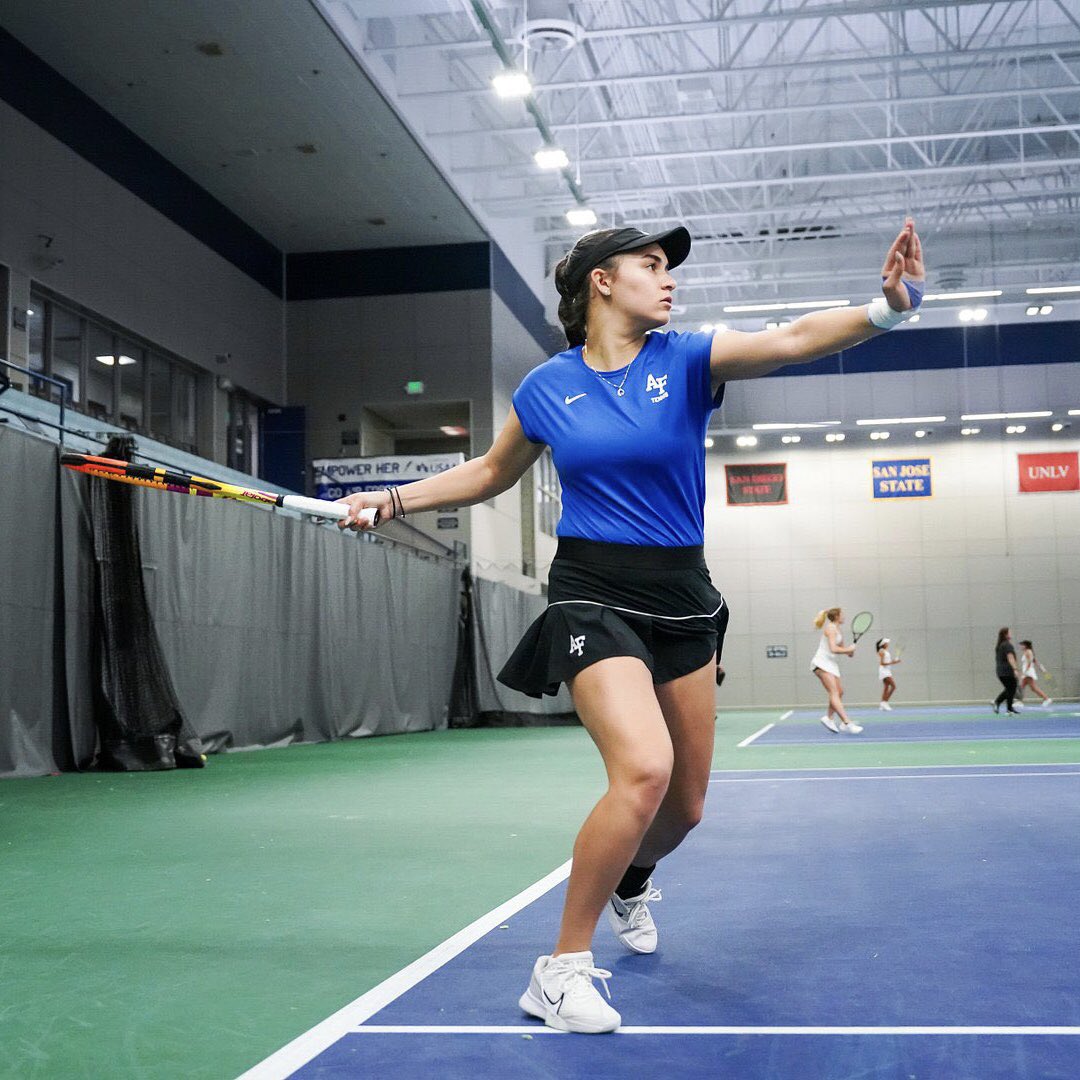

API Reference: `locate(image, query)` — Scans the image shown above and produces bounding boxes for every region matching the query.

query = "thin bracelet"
[384,487,397,520]
[392,486,406,519]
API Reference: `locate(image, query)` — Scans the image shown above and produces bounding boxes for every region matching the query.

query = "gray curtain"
[0,427,461,777]
[472,575,574,716]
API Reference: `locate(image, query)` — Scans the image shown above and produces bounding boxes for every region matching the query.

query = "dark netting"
[88,435,205,770]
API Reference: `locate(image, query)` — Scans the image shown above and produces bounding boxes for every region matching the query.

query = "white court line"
[710,771,1080,785]
[709,762,1080,775]
[778,709,794,721]
[351,1025,1080,1036]
[737,723,775,748]
[235,860,572,1080]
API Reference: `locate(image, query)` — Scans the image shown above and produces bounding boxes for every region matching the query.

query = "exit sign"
[404,380,425,395]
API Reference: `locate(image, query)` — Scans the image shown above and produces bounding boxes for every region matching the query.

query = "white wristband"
[866,296,912,330]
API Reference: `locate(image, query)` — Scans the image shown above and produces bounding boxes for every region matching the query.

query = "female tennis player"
[1018,639,1052,706]
[876,637,901,710]
[337,218,924,1033]
[811,607,861,734]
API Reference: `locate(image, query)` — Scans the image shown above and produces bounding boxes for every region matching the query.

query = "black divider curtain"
[0,427,461,777]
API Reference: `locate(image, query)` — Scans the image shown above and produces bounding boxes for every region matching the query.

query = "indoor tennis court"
[2,2,1079,1079]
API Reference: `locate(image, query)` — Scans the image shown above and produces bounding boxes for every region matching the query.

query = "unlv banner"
[1017,451,1079,493]
[725,462,788,505]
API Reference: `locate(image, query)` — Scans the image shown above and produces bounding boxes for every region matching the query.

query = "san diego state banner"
[872,458,932,499]
[725,463,788,505]
[1017,451,1079,493]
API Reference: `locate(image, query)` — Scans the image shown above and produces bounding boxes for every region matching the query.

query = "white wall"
[0,100,284,408]
[706,434,1080,708]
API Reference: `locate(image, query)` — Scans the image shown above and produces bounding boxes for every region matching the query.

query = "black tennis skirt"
[497,537,727,699]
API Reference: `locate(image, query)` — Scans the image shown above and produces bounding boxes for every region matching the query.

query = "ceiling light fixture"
[960,427,980,435]
[855,416,946,426]
[704,437,715,449]
[1005,425,1027,434]
[825,432,846,443]
[961,411,1052,421]
[723,299,850,313]
[534,147,569,169]
[735,435,758,448]
[1025,285,1080,295]
[923,290,1002,301]
[566,207,597,226]
[95,354,137,366]
[753,421,841,430]
[492,70,532,98]
[958,307,988,322]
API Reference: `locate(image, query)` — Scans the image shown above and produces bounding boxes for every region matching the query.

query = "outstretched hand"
[881,217,925,312]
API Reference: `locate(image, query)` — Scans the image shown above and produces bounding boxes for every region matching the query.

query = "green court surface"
[2,710,1078,1079]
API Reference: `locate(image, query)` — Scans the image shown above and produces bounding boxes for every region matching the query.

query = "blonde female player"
[812,608,861,734]
[1019,639,1052,706]
[877,637,902,710]
[337,219,924,1033]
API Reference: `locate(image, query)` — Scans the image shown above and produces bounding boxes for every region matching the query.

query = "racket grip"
[281,495,377,525]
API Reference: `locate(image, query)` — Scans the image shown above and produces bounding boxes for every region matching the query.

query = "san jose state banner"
[872,458,932,499]
[1018,451,1079,493]
[725,462,787,505]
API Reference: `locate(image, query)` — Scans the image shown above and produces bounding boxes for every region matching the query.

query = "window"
[536,449,561,537]
[27,288,202,455]
[51,306,83,405]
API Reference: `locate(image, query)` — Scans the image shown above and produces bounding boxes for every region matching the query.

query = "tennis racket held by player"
[61,453,378,525]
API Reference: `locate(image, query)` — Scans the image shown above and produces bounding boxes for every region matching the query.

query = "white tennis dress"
[811,628,842,677]
[1021,651,1037,681]
[878,648,894,681]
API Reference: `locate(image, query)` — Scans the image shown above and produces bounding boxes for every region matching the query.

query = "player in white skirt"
[812,607,861,734]
[876,637,902,710]
[1018,639,1052,706]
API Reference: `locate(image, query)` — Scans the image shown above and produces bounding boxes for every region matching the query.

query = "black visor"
[559,226,692,297]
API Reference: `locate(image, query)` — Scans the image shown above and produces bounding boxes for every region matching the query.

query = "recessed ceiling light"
[440,425,469,437]
[704,437,715,449]
[1051,423,1064,432]
[735,435,758,447]
[1025,284,1080,294]
[1039,305,1053,315]
[961,427,980,435]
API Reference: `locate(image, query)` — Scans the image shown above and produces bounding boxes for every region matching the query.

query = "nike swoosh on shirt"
[564,393,587,405]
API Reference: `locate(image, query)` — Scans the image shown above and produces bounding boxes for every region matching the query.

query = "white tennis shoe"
[1042,698,1053,707]
[820,715,840,733]
[879,701,892,711]
[607,881,662,954]
[841,721,864,734]
[519,952,620,1033]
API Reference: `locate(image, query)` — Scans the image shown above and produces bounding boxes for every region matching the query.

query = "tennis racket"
[60,453,377,525]
[850,610,874,643]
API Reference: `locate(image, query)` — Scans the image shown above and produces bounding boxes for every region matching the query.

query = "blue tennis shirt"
[512,330,723,547]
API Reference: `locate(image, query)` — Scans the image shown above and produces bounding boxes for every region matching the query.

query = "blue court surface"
[243,762,1080,1079]
[746,703,1080,746]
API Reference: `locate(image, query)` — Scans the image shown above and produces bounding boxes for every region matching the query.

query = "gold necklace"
[582,342,633,397]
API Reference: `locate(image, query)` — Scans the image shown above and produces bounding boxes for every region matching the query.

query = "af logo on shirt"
[646,373,669,403]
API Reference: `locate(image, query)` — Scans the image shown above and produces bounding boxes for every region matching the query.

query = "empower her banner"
[872,458,932,499]
[1017,451,1079,493]
[725,463,787,505]
[313,454,465,499]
